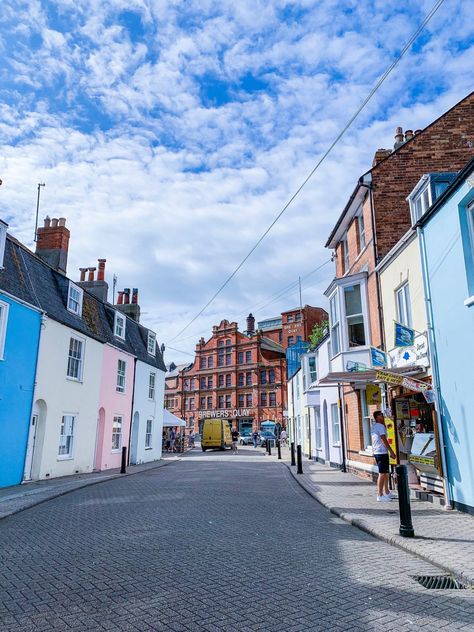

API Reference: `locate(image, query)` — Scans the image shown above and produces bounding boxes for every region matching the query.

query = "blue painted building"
[416,158,474,513]
[0,226,43,488]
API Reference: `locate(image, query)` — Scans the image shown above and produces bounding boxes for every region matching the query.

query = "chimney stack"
[77,259,109,302]
[79,268,88,282]
[394,126,404,150]
[88,267,96,282]
[36,216,70,275]
[115,287,140,322]
[246,313,255,336]
[97,259,106,281]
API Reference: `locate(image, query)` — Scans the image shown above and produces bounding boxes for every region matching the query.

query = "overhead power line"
[167,0,446,344]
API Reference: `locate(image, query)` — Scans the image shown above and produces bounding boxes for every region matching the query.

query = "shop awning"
[318,365,424,385]
[163,409,186,427]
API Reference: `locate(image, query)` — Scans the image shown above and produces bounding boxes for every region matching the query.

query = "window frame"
[67,282,83,317]
[331,403,341,446]
[147,331,156,355]
[342,236,349,273]
[112,415,123,452]
[395,282,413,328]
[329,292,340,357]
[114,311,126,340]
[0,300,10,360]
[116,359,126,393]
[0,220,7,269]
[360,389,372,452]
[357,209,366,252]
[269,392,276,407]
[58,413,76,459]
[148,372,156,400]
[344,284,366,348]
[145,418,153,449]
[66,335,84,381]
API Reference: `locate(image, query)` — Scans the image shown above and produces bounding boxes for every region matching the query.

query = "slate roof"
[0,234,166,372]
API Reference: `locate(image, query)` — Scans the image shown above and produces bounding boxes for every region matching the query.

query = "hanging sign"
[401,376,429,393]
[366,383,382,406]
[371,347,387,368]
[375,370,404,386]
[394,322,415,347]
[422,389,436,404]
[389,333,429,369]
[384,417,398,465]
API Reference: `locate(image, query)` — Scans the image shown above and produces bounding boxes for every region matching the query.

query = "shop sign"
[197,408,252,420]
[366,383,381,406]
[389,333,429,369]
[375,370,404,386]
[371,347,387,368]
[401,376,429,393]
[385,418,398,465]
[394,322,415,347]
[423,389,436,404]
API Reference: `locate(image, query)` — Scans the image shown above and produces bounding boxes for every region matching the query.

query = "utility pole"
[34,183,46,242]
[112,274,118,304]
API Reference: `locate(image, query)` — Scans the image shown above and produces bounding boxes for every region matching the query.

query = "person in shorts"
[371,411,396,502]
[231,427,239,454]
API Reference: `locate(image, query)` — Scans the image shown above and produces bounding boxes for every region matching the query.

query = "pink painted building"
[94,343,135,471]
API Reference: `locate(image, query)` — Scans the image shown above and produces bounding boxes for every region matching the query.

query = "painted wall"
[0,294,42,487]
[130,360,165,464]
[96,344,134,471]
[379,234,427,352]
[422,179,474,511]
[30,317,103,480]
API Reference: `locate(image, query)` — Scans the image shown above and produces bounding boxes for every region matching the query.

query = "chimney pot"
[51,218,58,228]
[88,267,96,282]
[97,259,106,281]
[132,288,138,304]
[117,291,124,305]
[58,217,66,227]
[405,129,414,141]
[79,267,88,282]
[414,129,422,135]
[123,288,130,304]
[246,313,255,335]
[44,216,51,228]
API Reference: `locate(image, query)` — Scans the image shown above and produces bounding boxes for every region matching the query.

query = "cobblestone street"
[1,448,473,632]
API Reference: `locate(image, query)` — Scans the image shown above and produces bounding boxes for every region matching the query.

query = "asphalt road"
[1,447,473,631]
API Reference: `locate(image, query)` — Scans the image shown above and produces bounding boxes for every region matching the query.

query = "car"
[259,431,276,448]
[239,433,254,445]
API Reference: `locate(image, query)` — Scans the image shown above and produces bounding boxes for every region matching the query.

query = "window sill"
[66,377,83,383]
[145,447,153,451]
[359,449,373,457]
[57,455,73,461]
[464,295,474,307]
[111,449,122,453]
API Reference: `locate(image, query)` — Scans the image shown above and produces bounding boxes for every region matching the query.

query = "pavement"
[0,455,182,521]
[273,448,474,586]
[0,446,473,632]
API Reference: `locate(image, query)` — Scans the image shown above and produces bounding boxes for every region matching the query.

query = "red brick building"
[323,92,474,478]
[165,315,287,435]
[257,305,328,346]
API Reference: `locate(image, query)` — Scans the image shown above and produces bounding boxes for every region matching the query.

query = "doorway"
[94,408,105,471]
[23,414,38,481]
[130,412,140,465]
[323,400,330,462]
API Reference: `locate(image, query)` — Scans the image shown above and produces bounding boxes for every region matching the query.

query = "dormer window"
[114,311,126,339]
[147,331,156,355]
[0,220,7,269]
[67,282,83,316]
[408,172,457,225]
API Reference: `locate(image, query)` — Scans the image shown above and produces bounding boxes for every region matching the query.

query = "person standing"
[231,427,240,454]
[252,429,259,448]
[280,429,288,446]
[371,411,396,502]
[189,429,195,448]
[169,428,176,453]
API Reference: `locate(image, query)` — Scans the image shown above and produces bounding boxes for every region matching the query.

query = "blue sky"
[0,0,473,361]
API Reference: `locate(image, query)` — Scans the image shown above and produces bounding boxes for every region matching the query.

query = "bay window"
[344,284,366,347]
[329,293,340,356]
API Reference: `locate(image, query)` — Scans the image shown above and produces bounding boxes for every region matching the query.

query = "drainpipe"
[417,226,453,509]
[337,383,347,473]
[127,357,138,466]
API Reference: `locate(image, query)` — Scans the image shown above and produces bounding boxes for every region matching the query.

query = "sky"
[1,0,473,364]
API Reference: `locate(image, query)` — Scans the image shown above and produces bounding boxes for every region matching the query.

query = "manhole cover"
[413,575,467,590]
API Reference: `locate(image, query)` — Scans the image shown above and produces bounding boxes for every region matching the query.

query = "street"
[0,448,473,632]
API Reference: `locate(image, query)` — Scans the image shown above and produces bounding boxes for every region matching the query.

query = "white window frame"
[148,372,156,400]
[112,415,123,451]
[67,282,83,317]
[58,414,76,459]
[116,359,126,393]
[329,292,341,357]
[331,403,341,446]
[0,299,9,360]
[308,355,317,383]
[145,418,153,449]
[360,389,372,452]
[409,180,432,225]
[315,408,322,450]
[358,209,366,251]
[344,284,367,348]
[66,335,84,381]
[147,331,156,355]
[0,220,7,268]
[329,276,370,354]
[342,236,349,273]
[396,282,412,328]
[114,311,126,339]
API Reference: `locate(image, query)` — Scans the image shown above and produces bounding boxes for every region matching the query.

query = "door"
[323,400,330,462]
[94,408,105,471]
[23,414,38,481]
[130,412,140,465]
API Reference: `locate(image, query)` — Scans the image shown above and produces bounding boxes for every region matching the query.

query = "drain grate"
[413,575,466,590]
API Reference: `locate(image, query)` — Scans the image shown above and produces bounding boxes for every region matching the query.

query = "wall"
[96,344,134,471]
[32,317,102,480]
[131,360,165,464]
[422,179,474,511]
[0,294,42,487]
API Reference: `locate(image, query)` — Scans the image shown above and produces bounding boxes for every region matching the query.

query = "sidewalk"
[277,451,474,586]
[0,456,181,521]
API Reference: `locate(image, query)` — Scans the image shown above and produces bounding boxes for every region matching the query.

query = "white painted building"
[287,368,308,454]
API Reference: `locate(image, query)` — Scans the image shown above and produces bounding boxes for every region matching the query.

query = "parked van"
[201,419,232,451]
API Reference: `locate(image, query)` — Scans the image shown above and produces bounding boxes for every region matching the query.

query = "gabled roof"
[0,234,166,371]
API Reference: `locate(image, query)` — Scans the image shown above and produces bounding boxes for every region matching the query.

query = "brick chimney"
[77,259,109,302]
[372,149,392,166]
[394,126,405,150]
[36,216,70,274]
[115,287,140,322]
[246,313,255,336]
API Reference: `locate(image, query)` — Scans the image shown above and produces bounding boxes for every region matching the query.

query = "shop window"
[344,284,366,347]
[396,282,412,328]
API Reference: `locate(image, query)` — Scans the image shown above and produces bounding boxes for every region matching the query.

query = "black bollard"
[120,446,127,474]
[268,441,272,456]
[277,440,282,460]
[290,442,296,466]
[296,445,303,475]
[396,464,415,537]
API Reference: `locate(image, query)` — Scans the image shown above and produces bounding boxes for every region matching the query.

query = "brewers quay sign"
[198,409,252,420]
